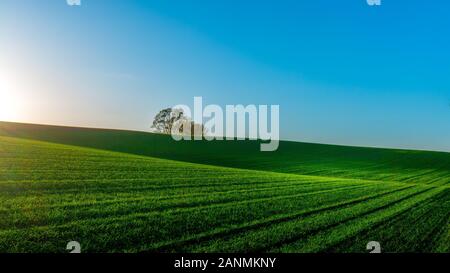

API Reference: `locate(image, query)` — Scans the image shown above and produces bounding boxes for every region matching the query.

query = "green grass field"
[0,121,448,253]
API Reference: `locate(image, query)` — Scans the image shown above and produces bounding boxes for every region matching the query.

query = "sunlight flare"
[0,80,20,122]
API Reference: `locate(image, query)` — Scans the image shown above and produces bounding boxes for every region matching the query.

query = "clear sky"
[0,0,449,151]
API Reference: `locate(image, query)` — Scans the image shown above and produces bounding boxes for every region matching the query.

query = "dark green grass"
[1,121,449,185]
[0,122,449,253]
[0,135,448,253]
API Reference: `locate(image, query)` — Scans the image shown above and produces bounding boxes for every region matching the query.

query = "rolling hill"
[0,121,448,253]
[0,121,449,186]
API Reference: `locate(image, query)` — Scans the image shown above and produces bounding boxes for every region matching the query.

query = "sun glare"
[0,85,20,122]
[0,64,28,122]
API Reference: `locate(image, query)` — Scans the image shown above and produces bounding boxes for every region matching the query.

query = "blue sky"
[0,0,449,151]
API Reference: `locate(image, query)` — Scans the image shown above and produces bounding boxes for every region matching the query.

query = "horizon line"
[1,119,449,154]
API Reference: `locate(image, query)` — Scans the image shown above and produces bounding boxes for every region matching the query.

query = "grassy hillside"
[0,121,449,186]
[0,136,448,253]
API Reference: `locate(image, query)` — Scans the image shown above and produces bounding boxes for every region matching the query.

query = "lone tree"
[151,108,184,134]
[151,108,206,137]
